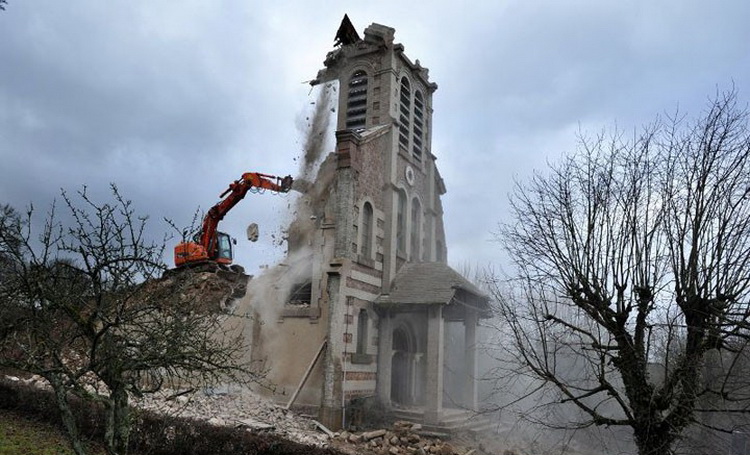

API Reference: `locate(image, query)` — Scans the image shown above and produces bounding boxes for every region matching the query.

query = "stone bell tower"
[249,16,489,432]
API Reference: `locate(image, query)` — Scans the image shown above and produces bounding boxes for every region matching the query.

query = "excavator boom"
[174,172,293,268]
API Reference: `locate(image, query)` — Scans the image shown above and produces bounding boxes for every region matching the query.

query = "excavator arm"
[174,172,293,268]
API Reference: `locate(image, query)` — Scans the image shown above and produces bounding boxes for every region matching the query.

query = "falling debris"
[237,82,336,323]
[300,84,334,182]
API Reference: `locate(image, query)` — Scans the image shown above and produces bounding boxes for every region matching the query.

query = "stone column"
[409,353,418,405]
[320,269,343,430]
[333,134,355,259]
[425,305,444,424]
[464,308,479,412]
[414,353,424,405]
[376,311,393,406]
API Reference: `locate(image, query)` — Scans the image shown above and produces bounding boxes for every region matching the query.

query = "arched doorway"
[391,322,422,406]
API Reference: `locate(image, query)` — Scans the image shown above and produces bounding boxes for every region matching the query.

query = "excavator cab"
[174,231,234,267]
[215,232,234,264]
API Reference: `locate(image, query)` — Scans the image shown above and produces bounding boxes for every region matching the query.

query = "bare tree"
[0,186,258,455]
[492,89,750,455]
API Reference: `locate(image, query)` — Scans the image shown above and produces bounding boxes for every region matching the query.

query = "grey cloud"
[2,0,750,272]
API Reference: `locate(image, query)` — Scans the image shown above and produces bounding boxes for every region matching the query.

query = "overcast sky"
[1,1,749,274]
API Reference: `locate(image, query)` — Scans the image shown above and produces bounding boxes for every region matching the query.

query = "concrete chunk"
[362,429,387,441]
[235,418,274,431]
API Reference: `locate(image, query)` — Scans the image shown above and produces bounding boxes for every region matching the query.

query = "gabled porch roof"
[375,262,491,317]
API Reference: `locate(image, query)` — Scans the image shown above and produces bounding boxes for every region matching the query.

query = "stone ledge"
[281,305,321,319]
[350,353,373,365]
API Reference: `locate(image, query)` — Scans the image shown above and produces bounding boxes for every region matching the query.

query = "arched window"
[397,189,407,254]
[398,77,411,149]
[436,240,444,262]
[346,70,368,130]
[356,309,369,355]
[361,201,373,259]
[410,198,421,261]
[413,91,424,161]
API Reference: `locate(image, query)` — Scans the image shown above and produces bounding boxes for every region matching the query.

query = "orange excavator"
[174,172,293,270]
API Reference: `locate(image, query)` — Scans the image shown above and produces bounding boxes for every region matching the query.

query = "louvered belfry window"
[413,91,424,161]
[346,70,368,130]
[398,77,411,148]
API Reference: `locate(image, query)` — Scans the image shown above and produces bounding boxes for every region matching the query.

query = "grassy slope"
[0,409,107,455]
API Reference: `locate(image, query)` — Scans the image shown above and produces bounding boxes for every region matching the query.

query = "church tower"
[312,15,447,282]
[248,16,489,432]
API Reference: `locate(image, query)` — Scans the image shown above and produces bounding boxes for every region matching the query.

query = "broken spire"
[334,14,360,46]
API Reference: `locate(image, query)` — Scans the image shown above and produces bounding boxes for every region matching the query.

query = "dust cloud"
[231,82,337,352]
[298,83,334,184]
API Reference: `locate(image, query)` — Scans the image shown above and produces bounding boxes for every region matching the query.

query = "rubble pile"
[332,421,475,455]
[5,375,328,447]
[175,269,249,311]
[132,387,329,447]
[155,266,251,312]
[7,373,507,454]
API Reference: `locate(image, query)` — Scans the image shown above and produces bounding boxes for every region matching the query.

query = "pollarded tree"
[0,186,259,455]
[492,90,750,455]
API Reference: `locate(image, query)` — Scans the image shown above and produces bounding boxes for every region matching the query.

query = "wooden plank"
[285,339,327,410]
[312,419,335,437]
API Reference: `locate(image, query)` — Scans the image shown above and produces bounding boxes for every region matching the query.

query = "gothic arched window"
[361,201,374,259]
[356,309,369,355]
[410,198,421,261]
[397,189,407,254]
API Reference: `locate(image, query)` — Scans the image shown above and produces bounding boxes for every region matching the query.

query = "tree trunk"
[105,384,130,455]
[634,423,675,455]
[50,376,88,455]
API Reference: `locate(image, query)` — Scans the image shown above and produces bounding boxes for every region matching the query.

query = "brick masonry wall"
[354,134,387,208]
[345,371,377,381]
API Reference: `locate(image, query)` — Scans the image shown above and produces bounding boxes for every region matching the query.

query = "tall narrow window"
[398,77,411,149]
[413,91,424,161]
[410,198,421,261]
[346,70,368,130]
[397,190,407,254]
[436,240,444,262]
[356,309,369,355]
[361,202,373,259]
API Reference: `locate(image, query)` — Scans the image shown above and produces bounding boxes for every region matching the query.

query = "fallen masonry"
[157,265,251,312]
[331,420,477,455]
[132,386,331,448]
[7,375,528,455]
[133,388,481,454]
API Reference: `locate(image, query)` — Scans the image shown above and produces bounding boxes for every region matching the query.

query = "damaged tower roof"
[334,14,360,46]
